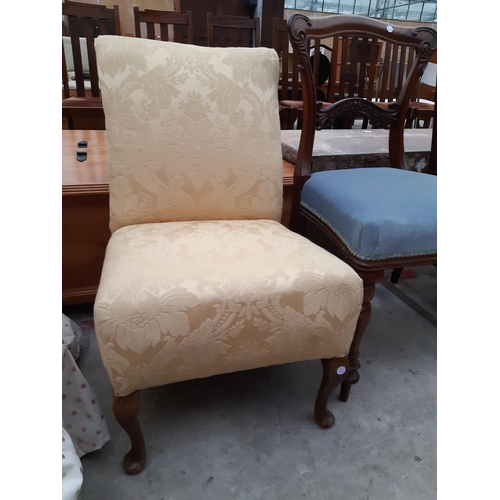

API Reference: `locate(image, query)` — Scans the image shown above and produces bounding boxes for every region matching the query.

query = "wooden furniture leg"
[390,267,403,283]
[314,356,350,428]
[279,105,290,129]
[113,391,146,474]
[340,281,376,402]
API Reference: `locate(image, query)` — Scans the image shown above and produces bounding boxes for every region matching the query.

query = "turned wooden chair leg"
[113,390,146,475]
[390,267,403,283]
[314,356,350,429]
[340,281,376,403]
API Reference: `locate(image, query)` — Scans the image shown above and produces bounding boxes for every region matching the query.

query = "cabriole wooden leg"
[314,356,350,429]
[113,390,146,474]
[340,281,376,403]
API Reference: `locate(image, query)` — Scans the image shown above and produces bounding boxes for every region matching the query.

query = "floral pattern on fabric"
[93,37,363,399]
[95,37,283,233]
[94,220,363,397]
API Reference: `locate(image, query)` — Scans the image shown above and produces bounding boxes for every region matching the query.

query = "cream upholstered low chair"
[94,35,363,474]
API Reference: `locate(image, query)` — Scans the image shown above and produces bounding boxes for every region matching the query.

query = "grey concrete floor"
[64,265,436,500]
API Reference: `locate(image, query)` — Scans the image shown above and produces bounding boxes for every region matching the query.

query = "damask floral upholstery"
[96,36,283,233]
[93,36,363,398]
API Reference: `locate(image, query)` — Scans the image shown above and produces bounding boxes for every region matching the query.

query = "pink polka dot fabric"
[62,314,110,498]
[62,427,82,500]
[62,342,110,456]
[62,314,81,359]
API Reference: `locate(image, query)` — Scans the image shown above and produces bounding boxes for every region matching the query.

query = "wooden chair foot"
[314,356,350,429]
[122,450,146,475]
[338,280,375,403]
[113,391,146,474]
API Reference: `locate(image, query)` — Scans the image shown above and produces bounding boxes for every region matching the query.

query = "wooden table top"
[281,128,432,165]
[63,128,432,193]
[63,130,295,194]
[62,130,109,195]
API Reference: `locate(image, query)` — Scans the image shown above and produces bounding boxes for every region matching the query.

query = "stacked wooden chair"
[133,7,193,43]
[207,13,260,48]
[62,1,120,129]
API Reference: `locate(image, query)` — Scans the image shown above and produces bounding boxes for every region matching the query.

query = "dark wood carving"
[287,13,437,402]
[317,98,399,130]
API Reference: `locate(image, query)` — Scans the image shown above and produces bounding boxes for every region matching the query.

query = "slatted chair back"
[323,35,383,102]
[134,8,193,44]
[272,17,302,129]
[62,1,120,99]
[272,17,300,102]
[207,13,261,48]
[373,39,420,103]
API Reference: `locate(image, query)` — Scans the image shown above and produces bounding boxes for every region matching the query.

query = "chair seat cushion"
[94,219,362,396]
[300,167,437,260]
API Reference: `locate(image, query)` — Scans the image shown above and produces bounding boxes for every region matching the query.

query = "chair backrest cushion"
[95,35,283,233]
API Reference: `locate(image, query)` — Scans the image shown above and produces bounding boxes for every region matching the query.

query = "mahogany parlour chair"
[287,14,437,402]
[94,35,363,474]
[207,13,261,47]
[62,1,120,129]
[133,7,193,43]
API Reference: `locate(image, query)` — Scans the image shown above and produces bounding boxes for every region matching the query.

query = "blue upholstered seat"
[300,167,437,261]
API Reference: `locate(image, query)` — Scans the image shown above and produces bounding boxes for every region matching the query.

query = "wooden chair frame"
[275,16,384,130]
[133,7,193,43]
[62,1,120,129]
[287,13,437,402]
[62,1,120,99]
[207,13,261,47]
[272,17,301,129]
